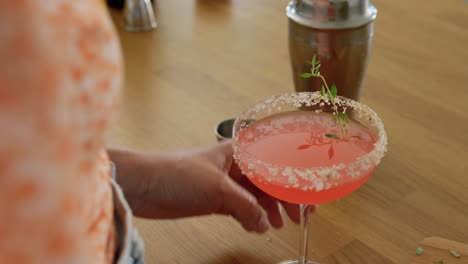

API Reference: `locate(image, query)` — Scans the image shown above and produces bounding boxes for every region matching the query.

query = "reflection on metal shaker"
[287,0,377,101]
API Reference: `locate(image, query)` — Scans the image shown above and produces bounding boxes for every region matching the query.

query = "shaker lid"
[286,0,377,29]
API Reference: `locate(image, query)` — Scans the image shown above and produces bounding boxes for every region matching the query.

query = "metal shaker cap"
[286,0,377,29]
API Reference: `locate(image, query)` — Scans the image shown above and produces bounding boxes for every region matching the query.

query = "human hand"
[111,141,304,233]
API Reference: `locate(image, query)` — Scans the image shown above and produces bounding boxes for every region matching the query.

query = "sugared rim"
[232,92,387,183]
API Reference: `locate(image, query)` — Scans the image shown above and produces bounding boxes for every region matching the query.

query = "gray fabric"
[110,161,145,264]
[128,230,145,264]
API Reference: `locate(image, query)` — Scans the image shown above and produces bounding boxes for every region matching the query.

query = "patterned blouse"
[0,1,122,263]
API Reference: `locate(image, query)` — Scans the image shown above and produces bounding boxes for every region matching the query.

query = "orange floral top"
[0,1,121,263]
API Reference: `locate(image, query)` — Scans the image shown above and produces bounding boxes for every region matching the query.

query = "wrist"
[108,148,180,216]
[108,149,151,211]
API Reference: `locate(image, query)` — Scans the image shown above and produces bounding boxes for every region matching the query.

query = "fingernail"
[258,215,270,232]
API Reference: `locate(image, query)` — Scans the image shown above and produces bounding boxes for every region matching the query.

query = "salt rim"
[232,91,388,192]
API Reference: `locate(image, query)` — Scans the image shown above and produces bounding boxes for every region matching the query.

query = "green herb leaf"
[332,115,338,123]
[330,83,337,98]
[436,260,444,264]
[416,247,424,256]
[338,112,348,122]
[299,54,349,138]
[325,134,340,139]
[450,250,460,258]
[343,112,349,122]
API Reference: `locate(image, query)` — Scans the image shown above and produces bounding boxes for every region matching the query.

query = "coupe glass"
[232,92,387,264]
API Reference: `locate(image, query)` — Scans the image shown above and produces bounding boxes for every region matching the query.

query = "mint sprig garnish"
[416,247,424,256]
[300,55,349,138]
[450,250,460,258]
[325,134,340,139]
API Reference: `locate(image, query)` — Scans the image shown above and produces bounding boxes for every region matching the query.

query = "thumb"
[217,176,270,233]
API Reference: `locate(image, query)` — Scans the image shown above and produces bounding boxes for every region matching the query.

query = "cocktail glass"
[232,91,387,264]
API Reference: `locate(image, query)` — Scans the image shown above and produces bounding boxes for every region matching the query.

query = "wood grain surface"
[108,0,468,263]
[411,237,468,264]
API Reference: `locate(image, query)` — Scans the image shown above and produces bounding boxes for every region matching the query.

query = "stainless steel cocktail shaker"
[287,0,377,101]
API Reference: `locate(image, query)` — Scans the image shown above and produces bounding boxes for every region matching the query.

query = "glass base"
[278,261,319,264]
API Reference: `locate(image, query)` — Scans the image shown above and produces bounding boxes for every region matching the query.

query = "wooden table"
[109,1,468,263]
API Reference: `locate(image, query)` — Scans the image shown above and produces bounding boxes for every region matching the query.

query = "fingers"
[216,139,233,155]
[218,176,270,233]
[228,159,244,182]
[257,196,284,228]
[195,140,234,172]
[236,177,284,228]
[216,140,234,172]
[280,202,301,224]
[197,140,243,182]
[217,140,305,228]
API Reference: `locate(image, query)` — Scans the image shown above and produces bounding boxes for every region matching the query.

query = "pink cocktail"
[233,92,387,264]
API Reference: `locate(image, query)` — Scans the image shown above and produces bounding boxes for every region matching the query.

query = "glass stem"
[298,204,312,264]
